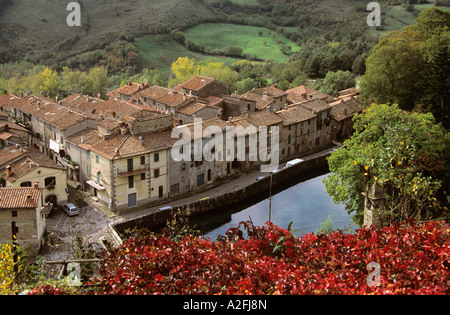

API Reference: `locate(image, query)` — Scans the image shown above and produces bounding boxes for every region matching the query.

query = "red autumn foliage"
[30,219,450,295]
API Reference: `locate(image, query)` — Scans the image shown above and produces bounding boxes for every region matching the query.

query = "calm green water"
[191,170,359,239]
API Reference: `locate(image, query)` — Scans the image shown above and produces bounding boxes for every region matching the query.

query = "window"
[127,159,133,172]
[140,156,145,165]
[87,165,91,175]
[20,181,32,187]
[86,151,90,158]
[154,168,160,178]
[288,135,291,144]
[154,153,159,163]
[45,176,56,188]
[141,173,146,180]
[96,155,99,164]
[128,175,134,188]
[12,211,17,217]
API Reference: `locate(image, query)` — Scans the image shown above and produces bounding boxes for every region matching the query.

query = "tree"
[170,57,195,82]
[39,68,62,98]
[360,8,450,127]
[324,104,447,227]
[360,27,426,111]
[81,66,108,98]
[169,58,239,90]
[320,70,355,97]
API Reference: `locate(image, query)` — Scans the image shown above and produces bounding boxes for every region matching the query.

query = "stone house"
[291,99,333,150]
[0,187,50,256]
[276,105,317,159]
[64,128,101,191]
[329,97,363,141]
[0,147,67,207]
[107,82,150,101]
[87,130,175,211]
[176,102,222,125]
[179,76,229,98]
[219,95,257,120]
[240,86,288,112]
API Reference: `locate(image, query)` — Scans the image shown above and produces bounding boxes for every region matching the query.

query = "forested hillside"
[0,0,447,96]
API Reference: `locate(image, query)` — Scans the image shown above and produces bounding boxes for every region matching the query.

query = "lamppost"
[269,171,273,222]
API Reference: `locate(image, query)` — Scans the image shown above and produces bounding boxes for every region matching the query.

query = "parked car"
[62,203,79,216]
[284,158,304,168]
[157,206,172,212]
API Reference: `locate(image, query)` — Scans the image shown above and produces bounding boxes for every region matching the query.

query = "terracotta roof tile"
[296,99,331,113]
[0,93,21,112]
[276,106,316,126]
[90,129,175,160]
[0,187,42,209]
[177,102,207,116]
[0,146,27,168]
[181,76,215,92]
[246,110,283,127]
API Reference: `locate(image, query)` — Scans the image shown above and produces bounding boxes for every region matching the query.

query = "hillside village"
[0,76,362,256]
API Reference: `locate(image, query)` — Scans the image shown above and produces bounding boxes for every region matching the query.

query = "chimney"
[6,165,12,177]
[26,194,33,202]
[139,136,143,145]
[263,92,268,100]
[33,182,39,188]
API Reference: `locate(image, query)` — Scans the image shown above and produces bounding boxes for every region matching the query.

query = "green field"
[135,34,240,74]
[183,23,301,63]
[375,5,450,34]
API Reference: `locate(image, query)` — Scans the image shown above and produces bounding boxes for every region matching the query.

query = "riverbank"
[114,144,339,236]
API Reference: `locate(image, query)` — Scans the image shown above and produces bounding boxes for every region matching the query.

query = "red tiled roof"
[246,110,283,127]
[276,106,316,126]
[286,85,318,97]
[107,82,149,98]
[90,129,175,160]
[0,146,27,168]
[0,187,42,209]
[181,76,215,92]
[0,93,21,112]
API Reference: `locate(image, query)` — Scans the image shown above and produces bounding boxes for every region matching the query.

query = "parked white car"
[62,203,79,216]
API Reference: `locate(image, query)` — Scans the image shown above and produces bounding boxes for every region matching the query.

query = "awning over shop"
[86,180,106,190]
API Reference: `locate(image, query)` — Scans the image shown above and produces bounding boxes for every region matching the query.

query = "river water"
[190,168,359,240]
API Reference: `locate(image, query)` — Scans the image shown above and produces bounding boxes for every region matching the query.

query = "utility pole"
[269,172,273,222]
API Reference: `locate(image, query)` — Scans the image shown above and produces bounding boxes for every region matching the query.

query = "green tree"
[320,70,355,97]
[360,8,450,127]
[82,66,108,98]
[236,77,258,94]
[324,104,447,227]
[360,27,426,110]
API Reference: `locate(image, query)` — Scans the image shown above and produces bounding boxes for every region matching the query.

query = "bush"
[30,219,450,295]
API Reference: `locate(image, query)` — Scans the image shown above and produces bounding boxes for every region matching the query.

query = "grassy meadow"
[135,34,240,74]
[183,23,301,63]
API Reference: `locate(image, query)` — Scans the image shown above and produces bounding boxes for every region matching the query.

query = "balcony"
[62,157,79,170]
[117,166,148,177]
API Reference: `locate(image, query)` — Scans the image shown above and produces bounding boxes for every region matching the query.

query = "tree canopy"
[324,103,448,227]
[360,8,450,128]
